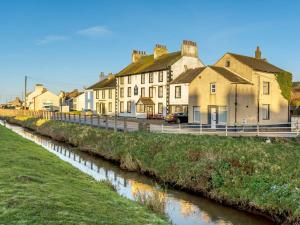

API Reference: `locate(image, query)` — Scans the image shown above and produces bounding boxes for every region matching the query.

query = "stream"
[2,121,274,225]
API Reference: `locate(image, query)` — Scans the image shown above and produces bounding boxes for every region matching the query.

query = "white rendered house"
[115,40,204,118]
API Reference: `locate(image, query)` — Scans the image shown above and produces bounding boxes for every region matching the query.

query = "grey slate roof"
[228,53,284,73]
[170,67,206,84]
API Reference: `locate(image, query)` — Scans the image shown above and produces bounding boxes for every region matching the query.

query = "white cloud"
[36,35,68,45]
[77,26,111,38]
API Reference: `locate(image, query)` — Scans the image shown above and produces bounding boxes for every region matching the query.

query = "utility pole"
[24,75,27,109]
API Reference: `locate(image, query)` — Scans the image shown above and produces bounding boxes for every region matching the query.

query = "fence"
[0,109,299,137]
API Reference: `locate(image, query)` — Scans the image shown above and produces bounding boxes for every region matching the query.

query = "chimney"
[99,72,105,80]
[108,73,114,80]
[181,40,198,58]
[35,84,44,92]
[154,44,168,60]
[255,46,262,59]
[132,50,146,63]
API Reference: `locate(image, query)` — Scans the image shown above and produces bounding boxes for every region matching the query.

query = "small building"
[33,90,60,111]
[88,73,116,116]
[26,84,47,110]
[188,47,290,126]
[72,92,85,111]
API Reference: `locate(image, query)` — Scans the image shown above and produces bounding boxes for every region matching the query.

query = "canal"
[2,121,274,225]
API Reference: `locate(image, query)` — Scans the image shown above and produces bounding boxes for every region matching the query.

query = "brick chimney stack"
[132,50,146,63]
[99,72,105,80]
[154,44,168,60]
[181,40,198,58]
[255,46,262,59]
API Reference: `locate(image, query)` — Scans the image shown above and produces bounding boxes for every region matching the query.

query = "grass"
[4,116,300,225]
[0,124,170,225]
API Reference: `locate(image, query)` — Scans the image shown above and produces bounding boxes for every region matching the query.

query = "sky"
[1,0,300,103]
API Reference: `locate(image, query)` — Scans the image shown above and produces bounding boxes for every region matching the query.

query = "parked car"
[81,109,96,116]
[165,112,188,123]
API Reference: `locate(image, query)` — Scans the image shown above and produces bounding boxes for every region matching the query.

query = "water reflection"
[2,122,274,225]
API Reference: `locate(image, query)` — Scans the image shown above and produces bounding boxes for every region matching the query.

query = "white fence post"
[225,123,228,136]
[161,123,164,133]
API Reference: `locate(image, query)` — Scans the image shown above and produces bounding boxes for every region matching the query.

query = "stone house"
[188,47,289,126]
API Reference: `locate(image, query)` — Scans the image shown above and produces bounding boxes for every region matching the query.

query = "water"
[2,121,274,225]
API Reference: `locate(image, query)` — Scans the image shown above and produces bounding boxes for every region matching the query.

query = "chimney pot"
[132,50,146,63]
[181,40,198,57]
[255,46,262,59]
[154,44,168,60]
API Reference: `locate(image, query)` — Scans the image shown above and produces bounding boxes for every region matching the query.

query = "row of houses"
[24,84,85,112]
[84,40,289,125]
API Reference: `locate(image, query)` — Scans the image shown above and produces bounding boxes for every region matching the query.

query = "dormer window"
[225,60,230,67]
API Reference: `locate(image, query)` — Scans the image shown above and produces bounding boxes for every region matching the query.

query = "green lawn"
[4,116,300,224]
[0,124,170,225]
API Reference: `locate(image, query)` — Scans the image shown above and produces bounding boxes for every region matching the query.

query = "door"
[211,107,217,129]
[193,106,200,123]
[146,106,154,116]
[100,103,105,115]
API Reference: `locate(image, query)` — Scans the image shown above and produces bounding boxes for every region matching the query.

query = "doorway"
[210,107,217,129]
[193,106,201,123]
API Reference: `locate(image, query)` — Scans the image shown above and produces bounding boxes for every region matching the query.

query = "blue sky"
[1,0,300,103]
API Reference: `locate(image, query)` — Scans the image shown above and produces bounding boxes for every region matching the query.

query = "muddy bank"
[3,116,300,225]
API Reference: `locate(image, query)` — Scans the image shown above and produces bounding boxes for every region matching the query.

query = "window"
[149,73,153,83]
[158,71,163,82]
[175,86,181,98]
[108,102,112,112]
[102,90,105,99]
[96,90,99,99]
[127,87,131,97]
[262,104,270,120]
[120,87,124,98]
[263,81,270,95]
[149,87,153,98]
[109,89,112,99]
[141,74,145,84]
[218,106,228,124]
[120,101,124,113]
[127,101,131,113]
[210,83,216,94]
[120,77,124,85]
[158,86,163,98]
[158,103,163,114]
[134,85,138,95]
[225,60,230,67]
[141,87,145,97]
[128,76,131,84]
[137,104,145,113]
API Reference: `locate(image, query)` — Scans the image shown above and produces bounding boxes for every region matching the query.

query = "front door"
[193,106,200,123]
[210,107,217,129]
[146,106,153,116]
[100,103,105,115]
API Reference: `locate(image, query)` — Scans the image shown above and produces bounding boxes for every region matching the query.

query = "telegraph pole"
[24,75,27,109]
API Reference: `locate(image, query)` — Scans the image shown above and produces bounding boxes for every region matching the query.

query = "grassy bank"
[0,123,170,225]
[4,116,300,225]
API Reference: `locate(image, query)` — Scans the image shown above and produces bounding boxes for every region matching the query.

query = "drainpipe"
[234,84,237,124]
[257,75,260,123]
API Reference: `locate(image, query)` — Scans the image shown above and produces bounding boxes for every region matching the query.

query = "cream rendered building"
[115,40,204,118]
[188,47,289,126]
[88,74,116,116]
[26,84,46,110]
[33,90,60,111]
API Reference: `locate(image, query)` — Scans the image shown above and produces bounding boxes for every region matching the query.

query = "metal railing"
[0,109,299,137]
